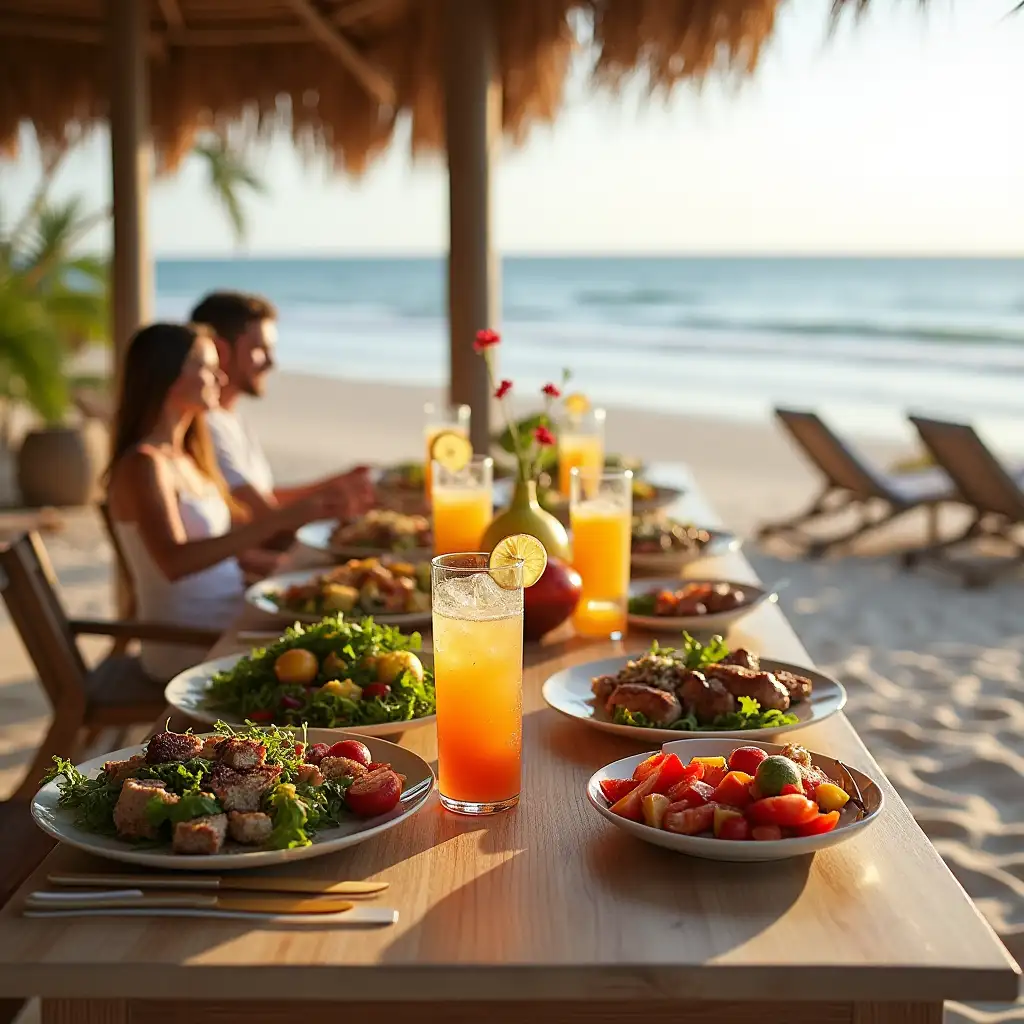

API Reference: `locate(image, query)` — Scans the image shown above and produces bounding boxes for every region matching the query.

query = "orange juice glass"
[558,407,605,496]
[424,403,471,498]
[570,467,632,638]
[431,456,494,555]
[431,553,524,814]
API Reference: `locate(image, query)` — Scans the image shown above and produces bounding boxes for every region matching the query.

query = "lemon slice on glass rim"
[489,533,548,589]
[430,430,473,473]
[563,392,591,417]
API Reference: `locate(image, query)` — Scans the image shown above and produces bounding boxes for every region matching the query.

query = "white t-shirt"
[206,407,275,497]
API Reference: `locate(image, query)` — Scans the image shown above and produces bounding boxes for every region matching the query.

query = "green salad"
[205,616,436,729]
[41,721,384,852]
[601,633,802,733]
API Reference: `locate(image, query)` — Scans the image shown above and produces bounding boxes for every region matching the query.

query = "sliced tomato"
[666,779,715,807]
[751,824,783,842]
[677,760,704,784]
[663,802,715,836]
[599,778,639,804]
[747,794,820,828]
[780,783,804,797]
[711,770,755,809]
[649,754,687,795]
[718,816,752,841]
[690,756,728,788]
[609,773,659,821]
[632,752,667,783]
[791,810,841,837]
[345,767,403,817]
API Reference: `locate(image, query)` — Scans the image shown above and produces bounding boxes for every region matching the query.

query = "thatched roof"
[0,0,865,174]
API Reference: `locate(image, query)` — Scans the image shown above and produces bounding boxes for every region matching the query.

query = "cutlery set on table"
[22,873,398,925]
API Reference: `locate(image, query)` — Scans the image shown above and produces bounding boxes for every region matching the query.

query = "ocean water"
[156,256,1024,448]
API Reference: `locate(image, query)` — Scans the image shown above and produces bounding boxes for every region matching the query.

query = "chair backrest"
[98,500,136,620]
[909,417,1024,521]
[0,533,88,713]
[775,409,883,498]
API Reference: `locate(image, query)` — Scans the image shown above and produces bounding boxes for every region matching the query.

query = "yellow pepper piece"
[641,793,671,829]
[815,782,851,813]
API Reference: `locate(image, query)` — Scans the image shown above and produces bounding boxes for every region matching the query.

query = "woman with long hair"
[106,322,351,680]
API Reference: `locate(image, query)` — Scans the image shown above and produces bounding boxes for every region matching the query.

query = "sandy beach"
[0,371,1020,1023]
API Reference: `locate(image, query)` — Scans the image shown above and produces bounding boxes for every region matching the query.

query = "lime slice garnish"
[430,430,473,473]
[489,533,548,589]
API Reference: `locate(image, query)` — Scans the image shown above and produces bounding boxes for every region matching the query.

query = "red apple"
[524,557,582,641]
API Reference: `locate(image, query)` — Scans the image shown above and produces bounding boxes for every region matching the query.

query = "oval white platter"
[165,651,436,738]
[542,654,847,742]
[587,738,883,862]
[627,578,776,633]
[245,569,432,630]
[630,527,741,573]
[296,520,431,563]
[32,729,434,871]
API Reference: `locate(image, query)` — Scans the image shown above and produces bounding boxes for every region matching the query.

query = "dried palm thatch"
[0,0,884,175]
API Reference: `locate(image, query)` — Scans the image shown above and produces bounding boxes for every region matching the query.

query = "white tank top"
[114,465,245,681]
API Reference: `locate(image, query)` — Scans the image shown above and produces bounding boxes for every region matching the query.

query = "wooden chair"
[98,499,137,635]
[0,531,222,800]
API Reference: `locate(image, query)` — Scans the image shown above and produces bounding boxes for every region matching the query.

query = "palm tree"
[0,134,265,440]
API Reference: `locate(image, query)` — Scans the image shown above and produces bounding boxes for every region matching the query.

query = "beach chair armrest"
[68,619,222,647]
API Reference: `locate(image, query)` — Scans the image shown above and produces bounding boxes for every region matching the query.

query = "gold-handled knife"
[27,892,356,914]
[48,873,388,895]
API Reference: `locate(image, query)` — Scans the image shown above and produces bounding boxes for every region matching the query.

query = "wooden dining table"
[0,465,1017,1024]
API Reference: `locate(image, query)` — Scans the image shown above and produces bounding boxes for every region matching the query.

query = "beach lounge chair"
[903,416,1024,587]
[756,408,953,556]
[0,532,221,800]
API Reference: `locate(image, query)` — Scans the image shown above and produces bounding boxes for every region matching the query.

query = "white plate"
[587,738,883,862]
[542,653,847,741]
[630,528,741,573]
[165,651,436,738]
[296,520,431,563]
[245,570,432,630]
[32,729,434,871]
[627,578,775,633]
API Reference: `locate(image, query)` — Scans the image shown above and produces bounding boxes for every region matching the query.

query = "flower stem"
[483,353,529,483]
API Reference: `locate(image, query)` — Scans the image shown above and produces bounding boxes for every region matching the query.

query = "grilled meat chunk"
[320,756,368,782]
[720,648,760,671]
[604,683,682,726]
[101,753,146,784]
[146,731,204,765]
[172,813,228,855]
[198,737,224,761]
[704,664,791,712]
[677,671,736,724]
[113,779,178,840]
[227,811,273,846]
[216,738,267,770]
[207,764,281,812]
[592,674,620,702]
[774,669,813,703]
[296,763,325,787]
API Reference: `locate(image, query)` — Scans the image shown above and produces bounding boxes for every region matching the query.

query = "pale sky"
[2,0,1021,256]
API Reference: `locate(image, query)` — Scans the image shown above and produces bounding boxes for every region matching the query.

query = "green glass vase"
[482,479,571,562]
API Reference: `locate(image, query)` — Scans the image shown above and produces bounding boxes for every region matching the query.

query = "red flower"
[494,379,513,399]
[534,425,556,447]
[541,383,561,399]
[474,329,501,353]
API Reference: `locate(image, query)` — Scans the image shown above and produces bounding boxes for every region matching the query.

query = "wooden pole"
[109,0,152,616]
[109,0,153,380]
[443,0,499,454]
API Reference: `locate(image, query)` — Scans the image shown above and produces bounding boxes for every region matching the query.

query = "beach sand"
[0,371,1020,1022]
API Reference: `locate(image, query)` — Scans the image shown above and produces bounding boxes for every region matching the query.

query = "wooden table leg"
[41,999,946,1024]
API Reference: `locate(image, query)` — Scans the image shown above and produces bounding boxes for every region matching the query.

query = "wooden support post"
[443,0,499,454]
[109,0,152,615]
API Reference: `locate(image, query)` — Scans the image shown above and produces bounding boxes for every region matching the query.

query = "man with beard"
[190,291,373,530]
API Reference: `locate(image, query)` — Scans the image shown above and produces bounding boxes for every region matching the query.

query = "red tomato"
[345,767,403,817]
[699,764,728,789]
[718,816,752,841]
[663,803,715,836]
[711,771,754,809]
[747,794,819,828]
[305,742,330,765]
[327,739,372,767]
[728,746,768,776]
[751,824,784,842]
[609,773,659,821]
[780,783,804,797]
[649,754,687,795]
[677,761,704,784]
[247,710,274,723]
[667,780,715,807]
[362,683,392,700]
[632,752,667,783]
[791,811,841,837]
[599,778,639,804]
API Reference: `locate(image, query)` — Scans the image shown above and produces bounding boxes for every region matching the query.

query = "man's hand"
[320,466,375,521]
